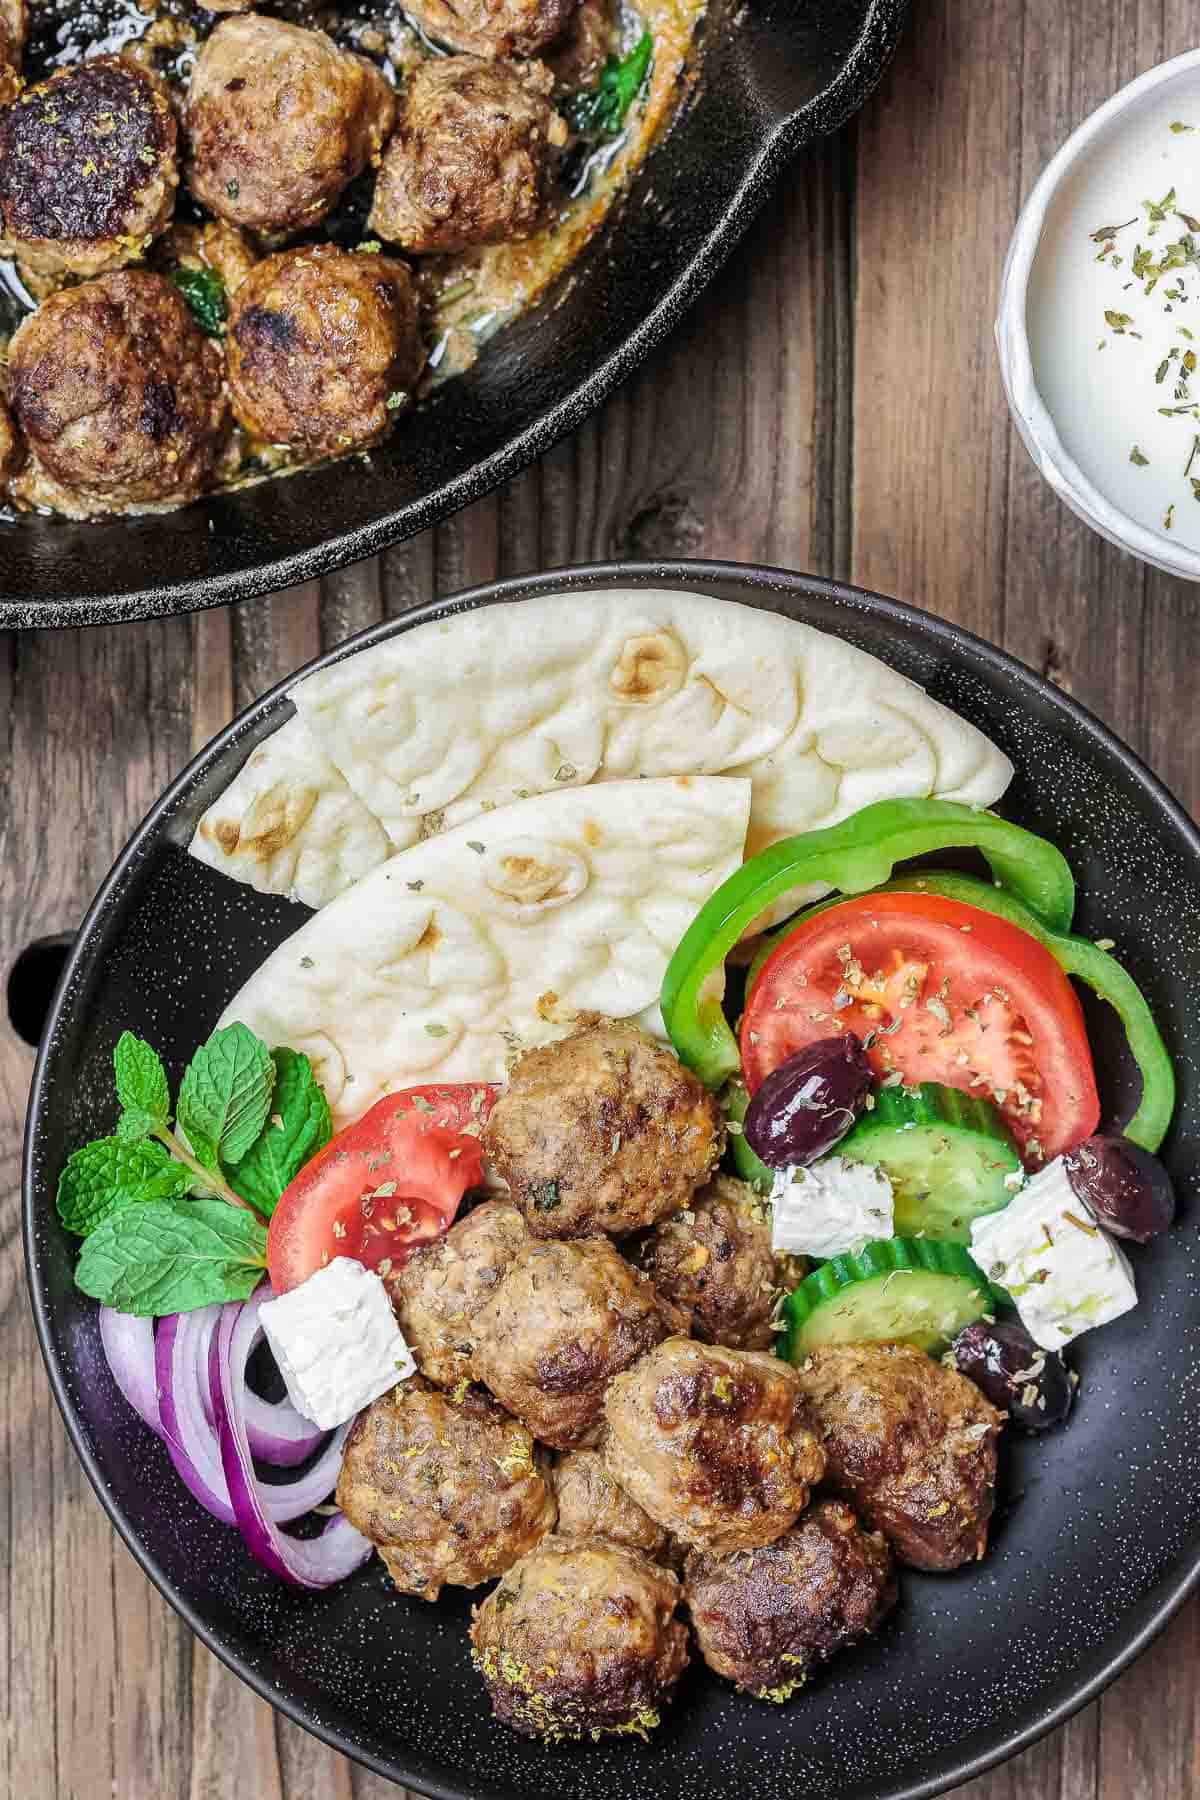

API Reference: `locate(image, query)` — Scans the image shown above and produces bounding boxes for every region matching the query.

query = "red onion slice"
[211,1291,372,1588]
[156,1300,353,1531]
[99,1307,161,1435]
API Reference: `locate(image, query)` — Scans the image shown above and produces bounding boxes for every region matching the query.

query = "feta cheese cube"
[259,1257,416,1430]
[969,1157,1137,1351]
[771,1156,894,1261]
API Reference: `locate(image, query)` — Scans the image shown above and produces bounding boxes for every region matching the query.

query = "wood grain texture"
[1,1,1197,1794]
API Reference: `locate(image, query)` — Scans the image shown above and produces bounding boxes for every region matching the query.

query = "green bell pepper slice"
[660,799,1076,1091]
[721,1080,776,1193]
[793,872,1173,1153]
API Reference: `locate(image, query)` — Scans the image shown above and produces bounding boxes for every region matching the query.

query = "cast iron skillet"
[0,0,908,628]
[23,562,1200,1799]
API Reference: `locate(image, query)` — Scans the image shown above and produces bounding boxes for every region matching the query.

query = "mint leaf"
[113,1032,171,1129]
[57,1137,192,1237]
[176,1024,274,1167]
[232,1048,332,1217]
[75,1198,268,1315]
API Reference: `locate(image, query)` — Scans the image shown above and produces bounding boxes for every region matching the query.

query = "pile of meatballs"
[334,1018,1004,1744]
[0,0,593,517]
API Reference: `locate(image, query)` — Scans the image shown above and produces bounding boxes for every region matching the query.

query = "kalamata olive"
[743,1034,872,1169]
[952,1318,1074,1432]
[1063,1135,1176,1243]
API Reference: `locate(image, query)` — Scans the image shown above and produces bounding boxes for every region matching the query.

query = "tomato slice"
[266,1083,498,1295]
[741,893,1099,1163]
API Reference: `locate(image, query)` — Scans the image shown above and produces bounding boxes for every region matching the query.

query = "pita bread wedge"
[291,586,1012,853]
[219,776,751,1130]
[189,715,392,911]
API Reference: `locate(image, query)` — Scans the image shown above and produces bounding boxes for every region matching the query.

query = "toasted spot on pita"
[416,917,442,953]
[610,629,688,703]
[206,818,241,853]
[582,819,603,847]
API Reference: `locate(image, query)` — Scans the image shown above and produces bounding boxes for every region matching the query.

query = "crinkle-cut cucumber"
[779,1237,993,1358]
[837,1083,1021,1244]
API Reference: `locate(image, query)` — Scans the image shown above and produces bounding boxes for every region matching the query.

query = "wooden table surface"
[3,2,1199,1796]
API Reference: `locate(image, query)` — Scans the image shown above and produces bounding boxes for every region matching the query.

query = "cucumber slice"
[779,1237,993,1358]
[837,1083,1021,1244]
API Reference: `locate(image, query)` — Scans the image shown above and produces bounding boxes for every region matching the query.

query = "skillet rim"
[22,557,1200,1797]
[0,0,910,629]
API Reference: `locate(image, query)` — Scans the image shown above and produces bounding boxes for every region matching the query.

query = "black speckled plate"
[0,0,909,627]
[23,563,1200,1799]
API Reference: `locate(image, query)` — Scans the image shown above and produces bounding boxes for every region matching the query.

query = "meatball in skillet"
[544,0,613,91]
[792,1343,1002,1572]
[7,271,228,518]
[472,1236,676,1449]
[398,0,578,60]
[604,1338,825,1554]
[482,1019,723,1239]
[549,1445,668,1556]
[470,1535,688,1742]
[225,246,424,454]
[0,58,177,279]
[186,16,394,236]
[336,1379,555,1601]
[636,1175,798,1351]
[0,389,23,485]
[369,56,566,257]
[684,1500,897,1700]
[391,1199,529,1390]
[0,0,26,105]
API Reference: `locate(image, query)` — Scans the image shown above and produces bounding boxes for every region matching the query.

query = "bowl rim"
[0,0,909,630]
[22,556,1200,1799]
[996,46,1200,582]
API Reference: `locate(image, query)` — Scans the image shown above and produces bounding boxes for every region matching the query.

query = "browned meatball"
[225,245,424,454]
[636,1176,800,1351]
[483,1019,723,1240]
[604,1338,825,1554]
[7,271,228,519]
[369,56,565,257]
[0,58,177,279]
[336,1379,555,1601]
[186,16,395,236]
[391,1199,529,1389]
[470,1536,688,1741]
[684,1500,897,1700]
[472,1237,675,1449]
[550,1446,667,1556]
[399,0,578,58]
[792,1343,1002,1572]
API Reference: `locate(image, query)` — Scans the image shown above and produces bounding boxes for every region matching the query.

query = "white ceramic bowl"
[996,48,1200,582]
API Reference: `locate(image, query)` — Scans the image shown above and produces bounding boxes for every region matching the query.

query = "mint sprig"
[76,1198,268,1315]
[58,1026,333,1315]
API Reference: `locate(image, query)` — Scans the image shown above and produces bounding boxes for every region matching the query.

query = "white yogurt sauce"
[1028,80,1200,551]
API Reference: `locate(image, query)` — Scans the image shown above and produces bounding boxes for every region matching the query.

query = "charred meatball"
[186,16,395,236]
[391,1199,529,1389]
[604,1338,825,1554]
[470,1536,688,1741]
[225,245,424,454]
[369,56,565,257]
[336,1379,555,1601]
[7,271,228,519]
[684,1500,897,1700]
[636,1176,799,1351]
[792,1343,1002,1572]
[0,58,177,279]
[550,1445,668,1556]
[398,0,577,59]
[472,1237,675,1449]
[483,1019,723,1239]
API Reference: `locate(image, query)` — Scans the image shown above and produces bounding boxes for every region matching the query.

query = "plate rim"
[22,556,1200,1798]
